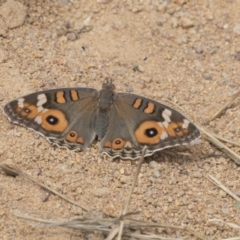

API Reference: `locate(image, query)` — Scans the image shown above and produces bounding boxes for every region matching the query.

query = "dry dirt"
[1,0,240,239]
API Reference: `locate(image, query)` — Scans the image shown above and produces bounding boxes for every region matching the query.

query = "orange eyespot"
[112,138,125,149]
[103,138,126,150]
[166,122,189,137]
[41,109,68,132]
[135,121,165,144]
[16,103,38,119]
[66,130,78,142]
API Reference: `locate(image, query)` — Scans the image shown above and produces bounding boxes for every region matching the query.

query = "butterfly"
[3,80,200,160]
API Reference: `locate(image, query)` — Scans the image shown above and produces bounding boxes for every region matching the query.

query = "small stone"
[176,35,188,44]
[145,189,152,197]
[157,3,167,13]
[194,45,203,54]
[221,207,229,214]
[192,171,202,178]
[41,192,49,202]
[58,0,68,6]
[97,0,113,3]
[170,17,178,28]
[153,170,161,178]
[0,17,8,37]
[149,161,158,169]
[120,176,129,184]
[204,74,213,80]
[205,11,214,20]
[34,168,42,176]
[173,0,186,5]
[219,190,227,198]
[120,168,125,174]
[93,187,110,197]
[234,51,240,61]
[233,24,240,34]
[66,32,77,41]
[0,48,8,63]
[180,17,194,29]
[133,65,145,72]
[0,0,27,29]
[223,23,229,29]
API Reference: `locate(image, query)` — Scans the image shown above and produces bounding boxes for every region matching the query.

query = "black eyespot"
[145,128,158,137]
[115,139,122,145]
[70,132,75,137]
[23,107,30,113]
[175,127,182,132]
[46,115,58,125]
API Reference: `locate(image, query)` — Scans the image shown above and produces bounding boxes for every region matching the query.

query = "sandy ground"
[1,0,240,239]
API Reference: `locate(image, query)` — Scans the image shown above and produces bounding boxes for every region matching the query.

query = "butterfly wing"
[100,92,200,160]
[4,88,99,151]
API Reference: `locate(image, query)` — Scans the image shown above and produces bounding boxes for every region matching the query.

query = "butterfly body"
[4,80,200,160]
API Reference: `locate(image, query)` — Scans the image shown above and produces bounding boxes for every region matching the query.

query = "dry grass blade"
[116,146,146,240]
[208,219,240,230]
[12,212,210,240]
[210,133,240,147]
[0,163,88,211]
[220,237,240,240]
[207,173,240,202]
[196,126,240,165]
[208,89,240,122]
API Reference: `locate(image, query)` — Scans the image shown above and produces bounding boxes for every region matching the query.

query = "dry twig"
[0,163,88,211]
[196,126,240,165]
[208,90,240,122]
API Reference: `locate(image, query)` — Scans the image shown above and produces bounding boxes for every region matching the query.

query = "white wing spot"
[35,116,42,124]
[190,138,201,145]
[161,121,169,128]
[182,119,190,129]
[124,141,132,148]
[37,94,47,106]
[160,131,168,140]
[17,98,24,108]
[37,94,47,113]
[162,109,172,122]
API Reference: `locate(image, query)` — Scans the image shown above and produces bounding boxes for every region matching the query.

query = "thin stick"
[117,147,146,240]
[207,174,240,202]
[197,126,240,165]
[208,90,240,122]
[211,133,240,147]
[0,163,88,211]
[13,212,210,240]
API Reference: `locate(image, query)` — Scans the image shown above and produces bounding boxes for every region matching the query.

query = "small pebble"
[204,74,213,80]
[41,192,49,202]
[133,65,145,72]
[153,170,161,178]
[66,32,77,41]
[97,0,113,3]
[234,51,240,61]
[180,17,194,29]
[194,45,204,54]
[58,0,68,6]
[93,187,110,197]
[149,161,159,169]
[192,171,202,178]
[233,24,240,33]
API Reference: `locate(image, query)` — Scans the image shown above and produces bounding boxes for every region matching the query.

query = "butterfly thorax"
[95,86,115,140]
